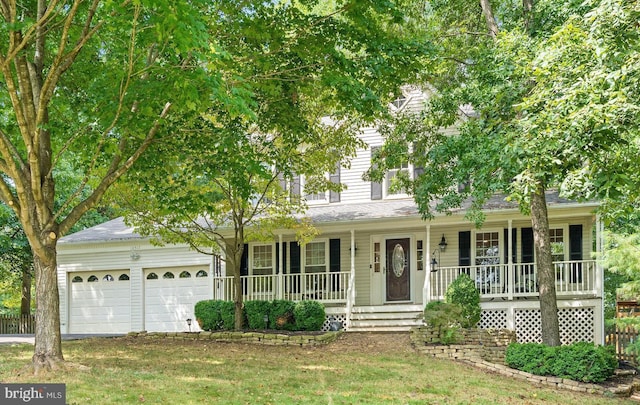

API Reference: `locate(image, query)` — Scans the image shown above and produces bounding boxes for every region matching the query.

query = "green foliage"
[194,300,236,331]
[505,343,555,376]
[196,300,323,331]
[293,301,326,331]
[423,301,464,344]
[244,301,271,330]
[269,300,296,331]
[506,342,617,383]
[444,274,481,328]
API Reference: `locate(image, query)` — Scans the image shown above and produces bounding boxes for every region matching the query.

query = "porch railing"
[429,260,598,301]
[212,272,349,303]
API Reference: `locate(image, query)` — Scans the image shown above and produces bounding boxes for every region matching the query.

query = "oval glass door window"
[392,244,405,277]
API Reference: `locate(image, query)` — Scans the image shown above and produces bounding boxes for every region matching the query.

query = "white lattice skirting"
[479,301,601,344]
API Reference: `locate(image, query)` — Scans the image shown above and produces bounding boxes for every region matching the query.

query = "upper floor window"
[386,161,409,197]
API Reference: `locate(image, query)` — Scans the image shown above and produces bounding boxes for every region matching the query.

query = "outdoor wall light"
[186,318,192,332]
[438,235,448,251]
[430,250,440,272]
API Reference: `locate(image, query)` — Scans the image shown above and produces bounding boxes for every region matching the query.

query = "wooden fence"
[607,328,639,365]
[0,314,36,334]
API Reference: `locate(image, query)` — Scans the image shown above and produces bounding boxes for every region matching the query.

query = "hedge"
[195,300,324,332]
[505,342,617,383]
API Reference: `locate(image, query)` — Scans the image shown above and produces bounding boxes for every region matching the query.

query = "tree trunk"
[225,239,245,331]
[530,185,561,346]
[480,0,499,38]
[32,251,64,372]
[21,264,32,316]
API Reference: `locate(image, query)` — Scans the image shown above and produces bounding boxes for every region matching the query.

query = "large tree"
[118,0,431,330]
[370,0,636,346]
[0,1,212,371]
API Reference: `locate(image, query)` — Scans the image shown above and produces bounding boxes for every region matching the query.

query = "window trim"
[473,229,502,266]
[303,239,329,274]
[250,243,275,276]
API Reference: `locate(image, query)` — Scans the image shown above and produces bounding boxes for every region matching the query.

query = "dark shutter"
[458,231,471,267]
[569,224,583,282]
[521,228,534,263]
[289,241,301,293]
[330,163,341,203]
[291,175,301,200]
[329,238,341,292]
[370,146,383,200]
[329,239,340,272]
[278,173,287,191]
[240,244,249,276]
[240,244,249,295]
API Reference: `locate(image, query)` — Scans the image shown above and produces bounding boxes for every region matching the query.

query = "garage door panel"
[69,271,131,334]
[144,271,211,332]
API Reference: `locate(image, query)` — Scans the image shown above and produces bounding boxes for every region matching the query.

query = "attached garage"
[69,270,132,333]
[144,267,211,332]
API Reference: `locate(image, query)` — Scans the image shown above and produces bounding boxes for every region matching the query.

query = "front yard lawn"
[0,333,634,404]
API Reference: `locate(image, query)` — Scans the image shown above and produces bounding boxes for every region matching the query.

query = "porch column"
[507,219,514,301]
[423,224,431,309]
[345,229,356,329]
[278,234,284,300]
[595,214,604,344]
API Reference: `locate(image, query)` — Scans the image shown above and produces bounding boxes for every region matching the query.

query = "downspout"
[345,229,356,329]
[422,224,431,309]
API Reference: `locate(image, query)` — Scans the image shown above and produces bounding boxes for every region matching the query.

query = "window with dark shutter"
[370,146,383,200]
[569,224,583,282]
[458,231,471,267]
[288,242,301,293]
[329,163,341,203]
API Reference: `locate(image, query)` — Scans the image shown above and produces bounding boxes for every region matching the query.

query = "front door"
[386,238,410,301]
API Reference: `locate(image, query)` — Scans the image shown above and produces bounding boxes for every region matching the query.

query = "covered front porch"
[211,259,600,303]
[209,258,601,332]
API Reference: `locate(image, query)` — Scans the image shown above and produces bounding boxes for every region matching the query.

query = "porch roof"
[59,191,595,244]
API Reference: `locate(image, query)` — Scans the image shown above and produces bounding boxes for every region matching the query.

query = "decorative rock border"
[457,357,640,398]
[410,326,640,398]
[127,330,342,347]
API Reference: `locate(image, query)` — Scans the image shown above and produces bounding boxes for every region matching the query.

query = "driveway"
[0,334,124,345]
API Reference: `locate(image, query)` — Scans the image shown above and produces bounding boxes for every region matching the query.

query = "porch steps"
[348,305,424,332]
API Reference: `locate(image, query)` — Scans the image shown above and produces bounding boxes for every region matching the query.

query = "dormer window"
[391,95,407,109]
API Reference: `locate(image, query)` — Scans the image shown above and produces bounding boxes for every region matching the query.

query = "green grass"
[0,334,634,404]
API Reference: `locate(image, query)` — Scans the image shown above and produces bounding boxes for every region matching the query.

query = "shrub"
[270,300,296,331]
[550,342,617,382]
[505,342,617,383]
[444,273,481,328]
[293,301,325,331]
[423,301,464,344]
[195,300,236,331]
[505,343,554,375]
[245,301,271,329]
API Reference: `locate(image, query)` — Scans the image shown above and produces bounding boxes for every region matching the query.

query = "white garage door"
[144,268,211,332]
[69,271,131,334]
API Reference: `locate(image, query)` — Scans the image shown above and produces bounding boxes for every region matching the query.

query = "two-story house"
[56,88,604,343]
